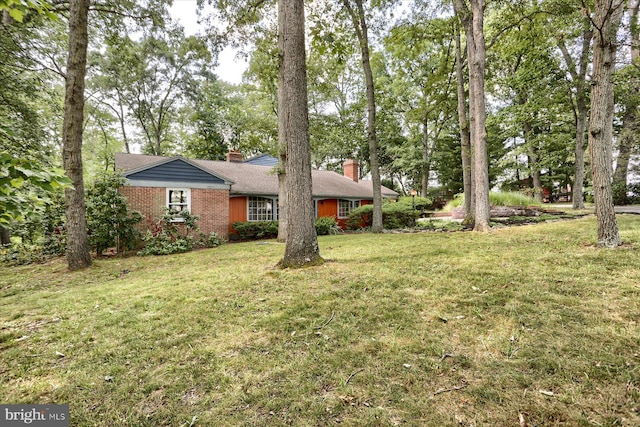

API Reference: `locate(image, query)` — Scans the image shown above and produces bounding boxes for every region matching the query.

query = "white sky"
[169,0,246,85]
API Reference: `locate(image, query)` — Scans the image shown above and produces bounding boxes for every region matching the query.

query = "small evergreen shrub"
[86,172,142,255]
[201,231,226,248]
[396,196,433,212]
[232,218,344,239]
[347,203,417,230]
[315,216,342,235]
[231,221,279,240]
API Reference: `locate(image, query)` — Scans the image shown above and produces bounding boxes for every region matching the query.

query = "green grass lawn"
[2,215,640,426]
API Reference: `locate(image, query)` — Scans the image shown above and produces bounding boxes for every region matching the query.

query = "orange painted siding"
[229,196,247,233]
[317,199,338,219]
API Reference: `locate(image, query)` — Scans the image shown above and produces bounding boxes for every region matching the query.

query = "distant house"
[115,152,398,238]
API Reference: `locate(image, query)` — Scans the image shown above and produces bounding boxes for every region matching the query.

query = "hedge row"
[346,203,418,230]
[231,216,341,240]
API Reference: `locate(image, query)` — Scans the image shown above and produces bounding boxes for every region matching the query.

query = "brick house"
[115,152,398,238]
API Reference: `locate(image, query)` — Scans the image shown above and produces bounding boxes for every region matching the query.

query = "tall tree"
[342,0,383,233]
[277,0,322,267]
[62,0,92,270]
[384,17,457,197]
[612,0,639,188]
[454,0,490,231]
[589,0,624,247]
[556,9,593,209]
[454,14,473,220]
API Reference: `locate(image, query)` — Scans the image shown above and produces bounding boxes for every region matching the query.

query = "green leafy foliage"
[231,221,278,240]
[201,231,226,248]
[0,0,57,22]
[39,191,66,256]
[232,219,343,240]
[138,209,200,256]
[314,216,342,236]
[0,152,71,225]
[85,172,142,255]
[396,196,433,212]
[0,241,49,265]
[346,203,417,230]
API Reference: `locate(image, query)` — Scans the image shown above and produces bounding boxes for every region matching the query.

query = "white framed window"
[338,199,360,218]
[167,188,191,221]
[248,196,275,221]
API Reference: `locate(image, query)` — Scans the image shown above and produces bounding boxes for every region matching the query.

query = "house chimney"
[226,150,243,163]
[343,159,359,182]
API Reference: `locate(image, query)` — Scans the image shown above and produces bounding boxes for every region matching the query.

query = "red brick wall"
[119,187,166,233]
[119,186,230,238]
[191,188,229,238]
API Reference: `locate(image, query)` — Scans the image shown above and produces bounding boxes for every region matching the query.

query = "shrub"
[315,216,342,235]
[612,182,632,206]
[138,232,194,256]
[0,242,47,266]
[630,183,640,204]
[396,196,433,212]
[347,203,417,230]
[231,221,278,240]
[39,192,66,256]
[201,231,226,248]
[138,209,199,256]
[231,218,342,240]
[86,172,142,255]
[442,191,539,212]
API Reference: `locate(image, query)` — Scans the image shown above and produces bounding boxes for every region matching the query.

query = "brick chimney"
[343,159,359,183]
[226,150,243,163]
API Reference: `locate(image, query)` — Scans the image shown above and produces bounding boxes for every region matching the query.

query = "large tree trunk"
[343,0,383,233]
[468,0,490,231]
[62,0,92,270]
[277,0,322,268]
[454,1,474,225]
[589,0,624,247]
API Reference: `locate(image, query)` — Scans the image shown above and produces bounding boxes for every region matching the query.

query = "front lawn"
[2,216,640,426]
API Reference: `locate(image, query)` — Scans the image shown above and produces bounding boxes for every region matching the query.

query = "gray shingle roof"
[114,153,398,199]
